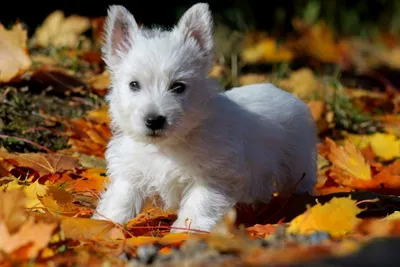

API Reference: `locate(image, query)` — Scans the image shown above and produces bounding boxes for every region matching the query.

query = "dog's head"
[102,3,216,144]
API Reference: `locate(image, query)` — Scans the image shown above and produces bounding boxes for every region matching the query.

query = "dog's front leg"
[92,177,143,225]
[170,182,235,233]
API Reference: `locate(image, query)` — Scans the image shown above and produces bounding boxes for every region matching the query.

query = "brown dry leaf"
[0,152,80,177]
[287,197,363,237]
[30,66,87,96]
[0,23,31,83]
[61,216,124,241]
[0,190,28,234]
[278,68,320,99]
[33,10,91,48]
[0,214,57,260]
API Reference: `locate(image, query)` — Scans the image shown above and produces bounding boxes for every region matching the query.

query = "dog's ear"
[177,3,213,58]
[102,5,138,67]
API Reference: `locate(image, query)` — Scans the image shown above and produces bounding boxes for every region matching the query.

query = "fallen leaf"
[346,133,400,161]
[86,70,111,96]
[383,211,400,221]
[39,186,81,216]
[241,36,294,64]
[61,216,124,241]
[319,138,372,181]
[292,20,341,63]
[0,23,31,82]
[287,197,363,237]
[33,10,91,48]
[0,178,47,209]
[278,68,320,99]
[0,190,28,233]
[246,224,277,239]
[0,152,81,177]
[0,214,57,260]
[41,167,109,194]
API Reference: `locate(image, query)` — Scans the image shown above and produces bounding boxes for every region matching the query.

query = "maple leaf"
[0,152,81,177]
[319,137,372,181]
[33,10,91,48]
[38,185,81,216]
[0,216,57,260]
[0,23,31,83]
[287,197,363,237]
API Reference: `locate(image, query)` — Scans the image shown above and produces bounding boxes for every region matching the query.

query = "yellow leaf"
[287,197,363,237]
[346,133,400,161]
[241,37,294,64]
[0,178,46,209]
[383,211,400,221]
[0,23,31,82]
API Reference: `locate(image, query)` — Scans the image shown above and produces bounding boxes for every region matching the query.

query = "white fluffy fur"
[92,3,318,232]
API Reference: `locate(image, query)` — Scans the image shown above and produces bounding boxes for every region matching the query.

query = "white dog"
[92,3,318,232]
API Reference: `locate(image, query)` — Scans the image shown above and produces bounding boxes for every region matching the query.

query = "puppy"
[92,3,318,232]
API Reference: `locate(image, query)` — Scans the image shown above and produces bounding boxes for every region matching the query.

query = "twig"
[263,173,307,222]
[0,134,53,153]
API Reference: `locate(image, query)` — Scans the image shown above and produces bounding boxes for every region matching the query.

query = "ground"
[1,9,400,267]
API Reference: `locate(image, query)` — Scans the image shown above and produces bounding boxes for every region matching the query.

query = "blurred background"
[2,0,400,37]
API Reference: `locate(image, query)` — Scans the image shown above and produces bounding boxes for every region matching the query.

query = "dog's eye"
[169,82,186,94]
[129,81,141,91]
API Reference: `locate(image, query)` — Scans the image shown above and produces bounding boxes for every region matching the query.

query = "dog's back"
[224,83,318,195]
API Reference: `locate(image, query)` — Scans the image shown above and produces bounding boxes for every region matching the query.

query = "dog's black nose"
[145,114,166,131]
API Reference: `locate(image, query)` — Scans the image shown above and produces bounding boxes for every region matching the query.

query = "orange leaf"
[42,167,109,194]
[0,215,57,260]
[246,224,277,239]
[61,216,124,241]
[0,190,28,234]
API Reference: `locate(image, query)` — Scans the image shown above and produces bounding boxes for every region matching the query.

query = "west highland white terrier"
[92,3,318,232]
